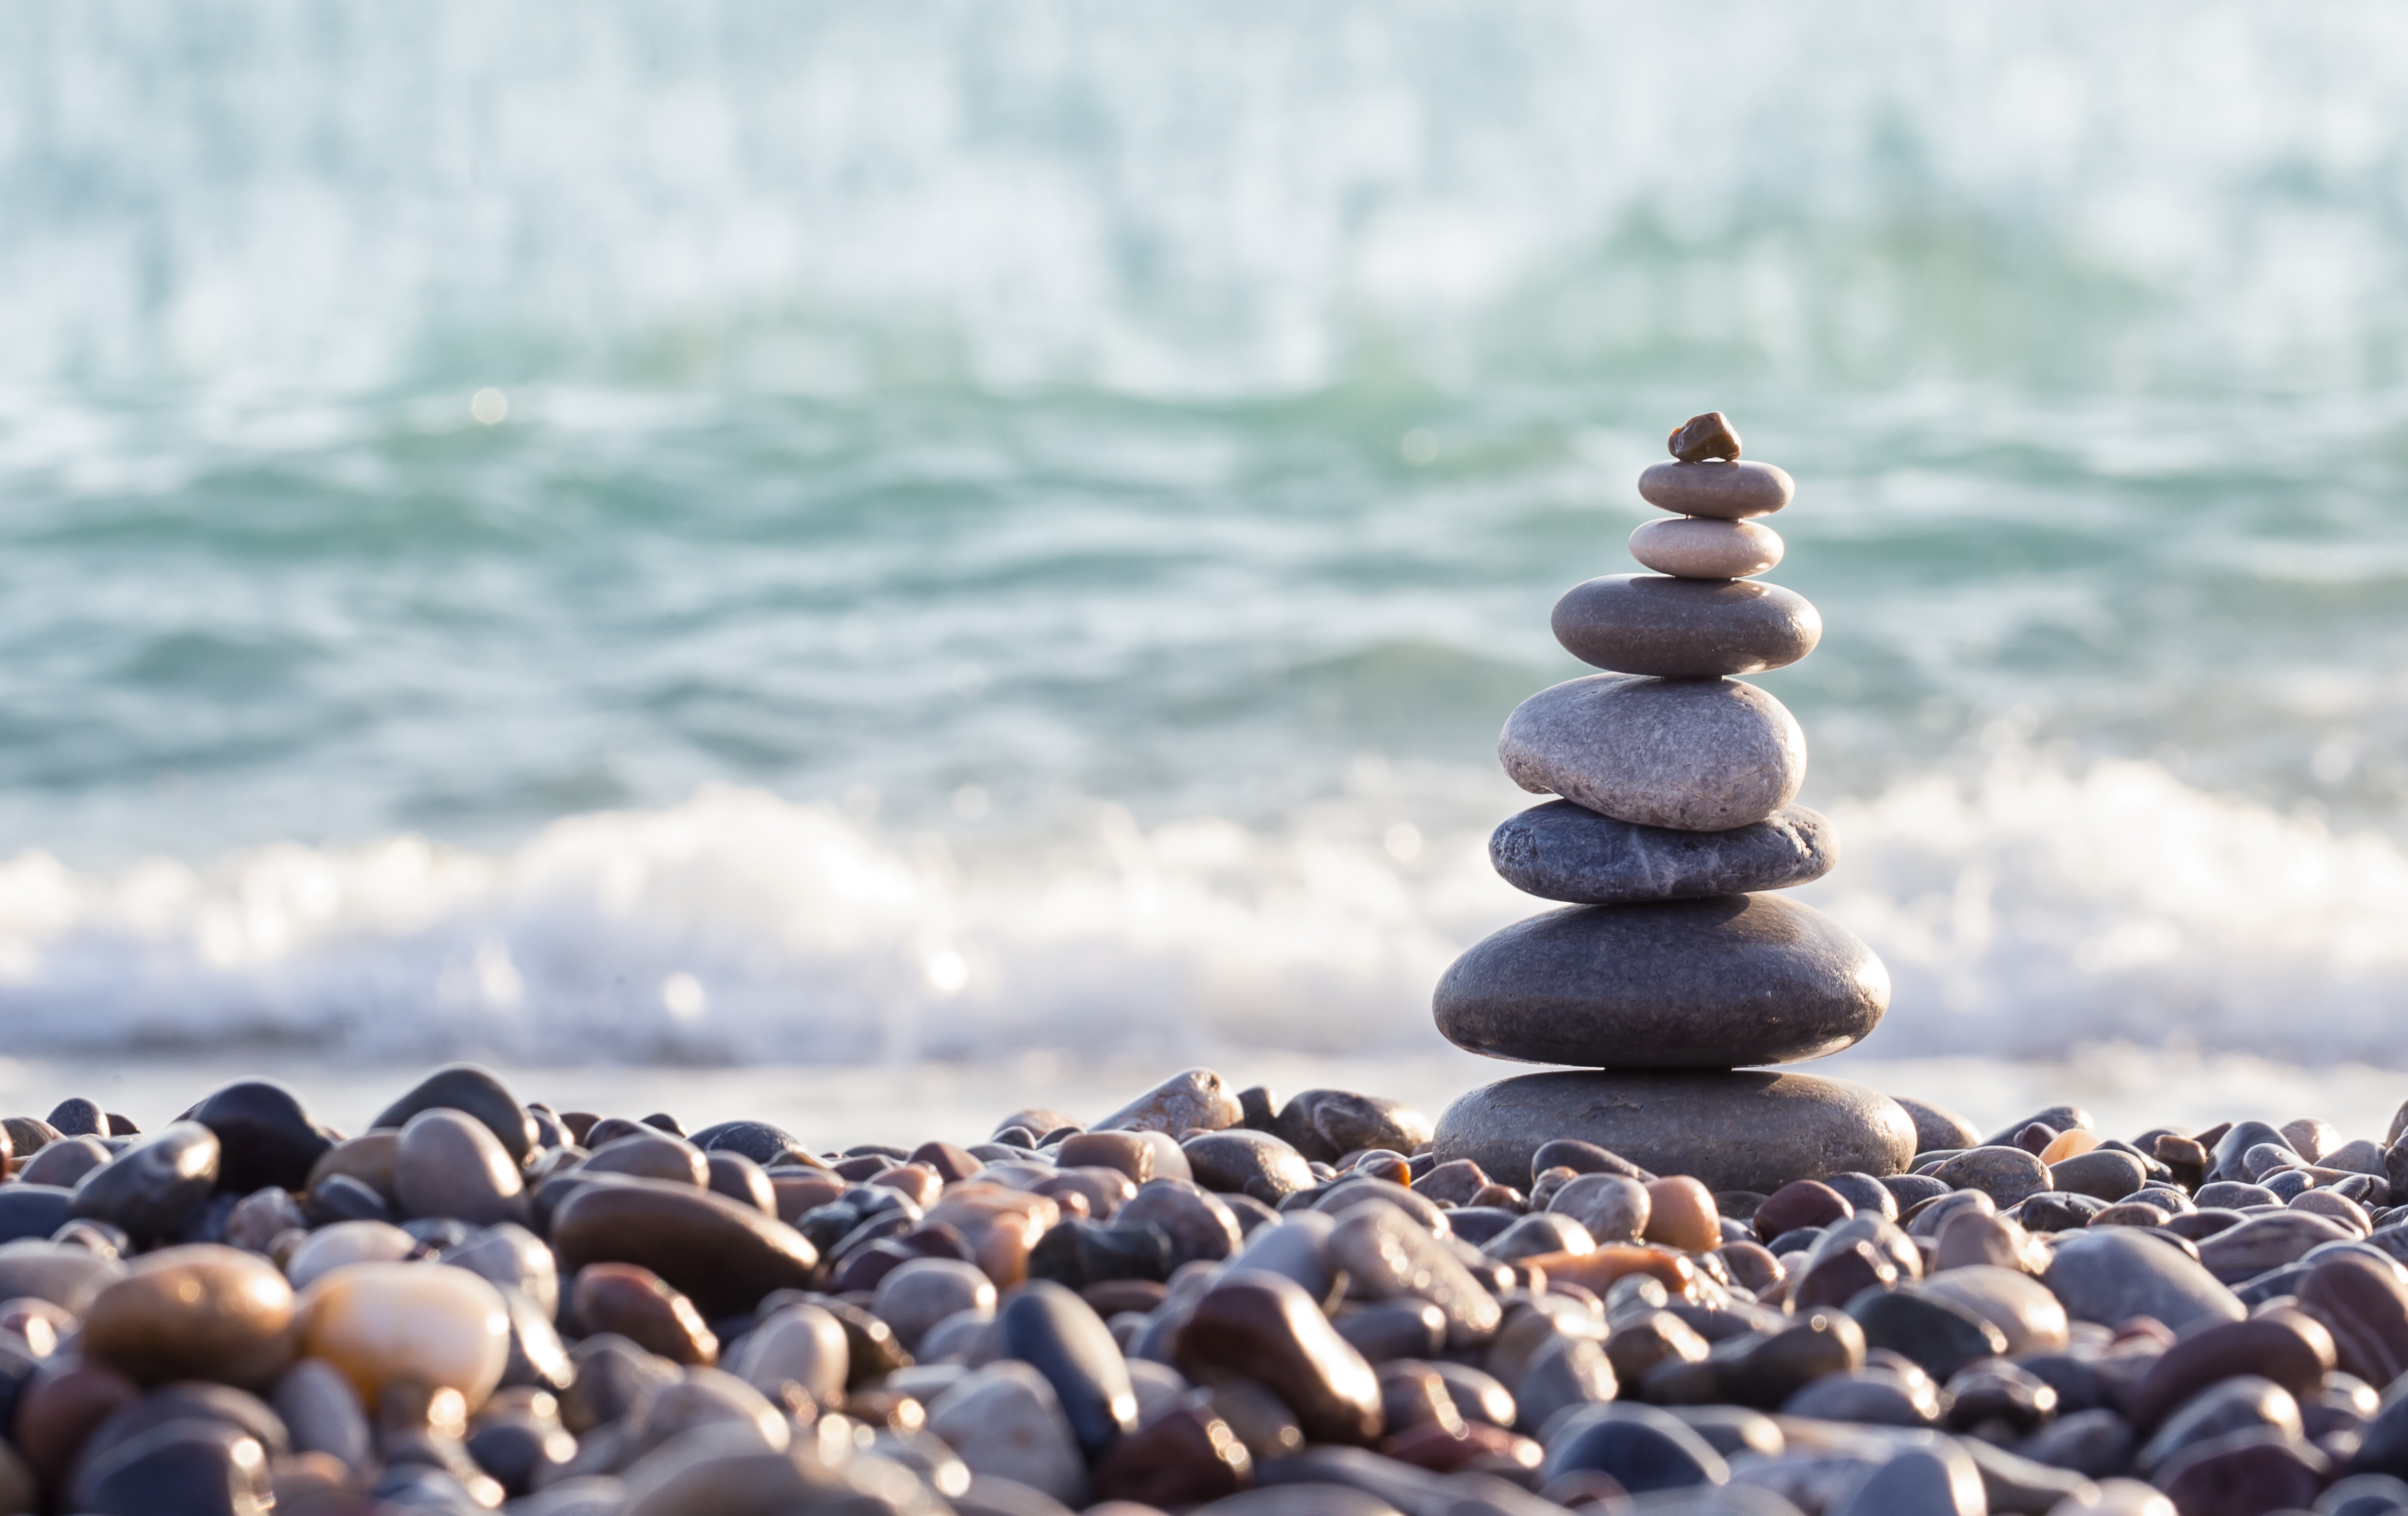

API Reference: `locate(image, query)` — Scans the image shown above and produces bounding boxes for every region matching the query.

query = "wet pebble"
[186,1079,336,1193]
[873,1258,995,1350]
[1178,1271,1382,1445]
[927,1360,1090,1505]
[371,1064,536,1162]
[1932,1146,2053,1208]
[83,1243,297,1388]
[68,1121,220,1244]
[300,1259,511,1409]
[571,1261,718,1365]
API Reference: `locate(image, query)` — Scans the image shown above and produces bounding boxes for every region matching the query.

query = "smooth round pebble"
[288,1220,417,1290]
[1636,459,1795,519]
[1629,515,1784,579]
[395,1109,529,1227]
[873,1258,996,1350]
[300,1259,511,1409]
[83,1243,297,1388]
[1501,673,1805,832]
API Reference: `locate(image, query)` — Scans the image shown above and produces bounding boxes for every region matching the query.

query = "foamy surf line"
[0,750,2400,1065]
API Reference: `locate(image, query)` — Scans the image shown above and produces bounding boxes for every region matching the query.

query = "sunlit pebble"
[470,387,508,425]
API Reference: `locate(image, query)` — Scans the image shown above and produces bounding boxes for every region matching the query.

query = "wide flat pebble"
[1433,894,1890,1068]
[1552,573,1821,677]
[1629,515,1784,579]
[1500,673,1806,831]
[1433,1069,1915,1193]
[1490,799,1834,905]
[1636,458,1795,518]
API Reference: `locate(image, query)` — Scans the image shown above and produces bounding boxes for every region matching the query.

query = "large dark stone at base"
[1433,894,1888,1068]
[1432,1070,1915,1193]
[1490,800,1835,905]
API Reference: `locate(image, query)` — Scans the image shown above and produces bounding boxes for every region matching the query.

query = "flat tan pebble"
[1628,515,1783,579]
[82,1243,297,1388]
[287,1220,416,1291]
[299,1259,510,1410]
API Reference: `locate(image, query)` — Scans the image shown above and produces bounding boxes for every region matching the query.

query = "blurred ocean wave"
[0,1,2403,1061]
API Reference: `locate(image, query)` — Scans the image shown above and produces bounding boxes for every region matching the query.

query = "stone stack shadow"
[1431,412,1917,1195]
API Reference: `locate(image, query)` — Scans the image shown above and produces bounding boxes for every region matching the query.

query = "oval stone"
[1180,1131,1314,1205]
[1636,459,1795,519]
[1499,674,1805,832]
[1628,516,1783,579]
[186,1080,336,1194]
[395,1109,529,1227]
[83,1244,298,1388]
[1434,1070,1915,1195]
[999,1279,1140,1460]
[370,1064,536,1163]
[550,1176,820,1318]
[1433,895,1889,1068]
[1552,575,1821,677]
[0,1185,76,1244]
[68,1122,220,1244]
[1178,1272,1382,1445]
[1490,800,1834,906]
[300,1259,511,1410]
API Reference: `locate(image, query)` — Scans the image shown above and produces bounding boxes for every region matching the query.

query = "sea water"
[1,2,2406,1114]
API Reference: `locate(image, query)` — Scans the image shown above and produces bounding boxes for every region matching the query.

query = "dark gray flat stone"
[1551,574,1820,677]
[1432,1069,1916,1195]
[1489,799,1834,905]
[1500,674,1804,832]
[1433,895,1889,1068]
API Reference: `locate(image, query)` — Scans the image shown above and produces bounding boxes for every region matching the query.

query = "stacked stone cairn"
[1432,412,1919,1195]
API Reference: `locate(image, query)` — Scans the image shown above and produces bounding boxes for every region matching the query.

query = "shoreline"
[6,1043,2400,1152]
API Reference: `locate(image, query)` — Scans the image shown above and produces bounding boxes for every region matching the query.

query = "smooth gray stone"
[1490,800,1834,905]
[2042,1227,2244,1335]
[1892,1098,1982,1154]
[1433,896,1889,1068]
[1432,1070,1916,1195]
[1637,459,1795,519]
[1500,674,1805,832]
[1552,574,1821,677]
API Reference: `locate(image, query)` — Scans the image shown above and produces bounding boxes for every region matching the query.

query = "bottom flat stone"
[1432,1069,1916,1193]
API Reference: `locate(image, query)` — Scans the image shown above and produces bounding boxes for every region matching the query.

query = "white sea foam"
[0,752,2399,1066]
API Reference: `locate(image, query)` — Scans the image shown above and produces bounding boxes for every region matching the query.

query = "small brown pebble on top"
[1667,410,1742,462]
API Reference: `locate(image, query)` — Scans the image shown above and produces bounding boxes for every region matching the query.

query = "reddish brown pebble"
[1641,1177,1721,1251]
[570,1262,718,1365]
[1754,1179,1851,1242]
[1667,411,1742,462]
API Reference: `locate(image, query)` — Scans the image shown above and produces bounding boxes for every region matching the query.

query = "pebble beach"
[5,1060,2408,1516]
[12,9,2408,1516]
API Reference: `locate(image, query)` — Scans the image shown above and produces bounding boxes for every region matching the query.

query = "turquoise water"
[0,1,2405,1064]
